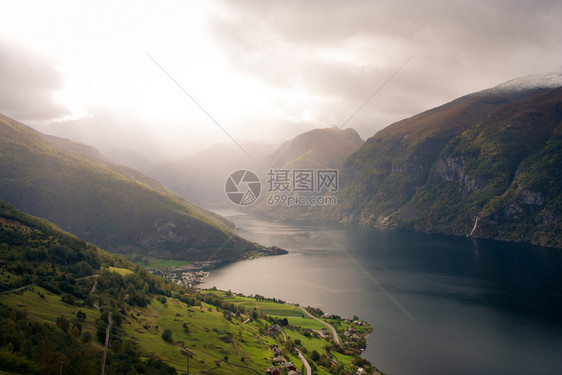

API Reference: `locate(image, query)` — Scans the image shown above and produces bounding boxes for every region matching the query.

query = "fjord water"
[204,210,562,375]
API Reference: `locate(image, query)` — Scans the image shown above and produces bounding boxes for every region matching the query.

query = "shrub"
[310,350,321,362]
[56,316,70,333]
[162,329,173,343]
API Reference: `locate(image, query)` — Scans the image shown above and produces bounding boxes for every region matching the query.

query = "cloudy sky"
[1,0,561,160]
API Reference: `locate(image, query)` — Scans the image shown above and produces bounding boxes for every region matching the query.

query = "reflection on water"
[204,210,562,375]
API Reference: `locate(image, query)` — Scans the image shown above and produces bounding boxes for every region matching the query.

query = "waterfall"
[468,216,479,237]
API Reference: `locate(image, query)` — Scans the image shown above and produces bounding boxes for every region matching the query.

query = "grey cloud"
[206,0,562,137]
[212,0,561,50]
[0,41,70,122]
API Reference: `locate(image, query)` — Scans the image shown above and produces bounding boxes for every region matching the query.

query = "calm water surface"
[203,210,562,375]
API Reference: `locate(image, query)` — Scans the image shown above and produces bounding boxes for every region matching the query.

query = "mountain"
[265,127,364,170]
[0,114,285,261]
[335,73,562,247]
[247,127,363,218]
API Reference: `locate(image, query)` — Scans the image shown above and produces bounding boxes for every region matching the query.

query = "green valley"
[0,200,378,374]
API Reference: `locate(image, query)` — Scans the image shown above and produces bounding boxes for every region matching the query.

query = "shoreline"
[200,288,379,374]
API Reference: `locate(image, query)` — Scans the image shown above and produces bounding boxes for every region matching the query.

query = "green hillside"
[0,114,284,261]
[0,201,377,375]
[335,80,562,247]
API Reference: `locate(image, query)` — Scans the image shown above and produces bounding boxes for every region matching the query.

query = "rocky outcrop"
[431,153,465,182]
[504,188,545,220]
[430,152,488,195]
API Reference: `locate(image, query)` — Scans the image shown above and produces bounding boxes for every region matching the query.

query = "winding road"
[296,349,311,375]
[298,306,340,346]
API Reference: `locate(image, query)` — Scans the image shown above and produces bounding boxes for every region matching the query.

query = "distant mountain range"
[149,140,276,206]
[0,114,285,261]
[5,72,559,250]
[151,127,363,206]
[334,73,562,248]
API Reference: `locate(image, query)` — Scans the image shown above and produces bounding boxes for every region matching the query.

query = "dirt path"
[0,284,32,294]
[89,280,97,295]
[296,349,311,375]
[279,327,287,342]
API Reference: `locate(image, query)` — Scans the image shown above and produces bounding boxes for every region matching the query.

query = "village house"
[267,324,282,337]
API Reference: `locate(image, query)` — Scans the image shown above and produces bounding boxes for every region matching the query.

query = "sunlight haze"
[1,0,561,160]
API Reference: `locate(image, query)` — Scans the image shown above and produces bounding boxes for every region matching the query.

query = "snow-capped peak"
[492,73,562,92]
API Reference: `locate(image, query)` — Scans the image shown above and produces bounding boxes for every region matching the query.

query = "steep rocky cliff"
[334,74,562,247]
